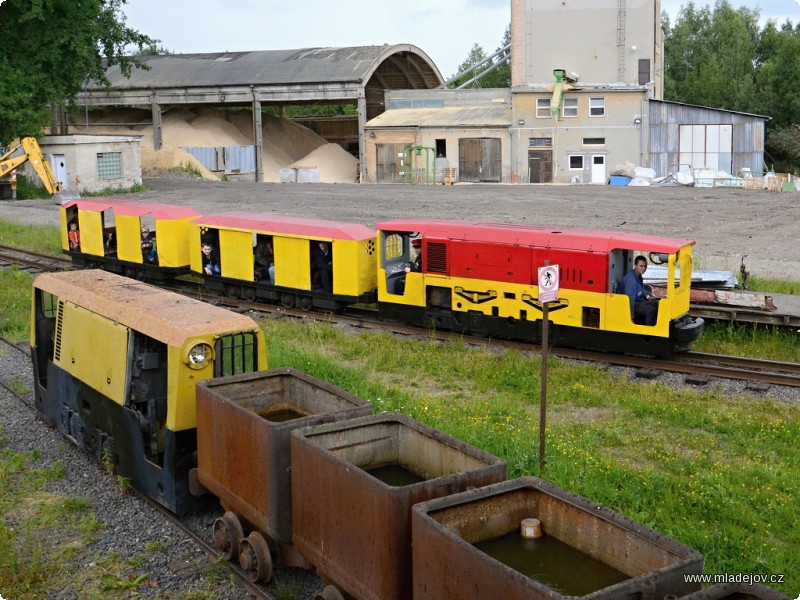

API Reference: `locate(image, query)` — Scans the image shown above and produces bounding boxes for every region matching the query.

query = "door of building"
[375,144,402,183]
[458,138,502,182]
[528,150,553,183]
[50,154,69,189]
[590,154,606,184]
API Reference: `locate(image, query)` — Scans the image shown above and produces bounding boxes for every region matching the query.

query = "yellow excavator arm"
[0,137,62,195]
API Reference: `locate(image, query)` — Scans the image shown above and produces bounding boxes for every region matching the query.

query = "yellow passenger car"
[30,269,268,513]
[189,212,378,310]
[60,198,200,280]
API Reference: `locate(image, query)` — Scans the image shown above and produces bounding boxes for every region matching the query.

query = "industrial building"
[63,0,766,186]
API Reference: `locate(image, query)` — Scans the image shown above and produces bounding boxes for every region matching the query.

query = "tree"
[0,0,156,144]
[448,24,511,89]
[663,1,760,112]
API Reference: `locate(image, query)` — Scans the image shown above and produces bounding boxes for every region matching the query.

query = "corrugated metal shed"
[365,105,512,128]
[81,45,443,105]
[648,99,768,177]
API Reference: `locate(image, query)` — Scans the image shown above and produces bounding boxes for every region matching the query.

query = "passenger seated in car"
[622,255,659,325]
[395,238,422,295]
[201,242,221,276]
[254,239,275,284]
[141,225,158,264]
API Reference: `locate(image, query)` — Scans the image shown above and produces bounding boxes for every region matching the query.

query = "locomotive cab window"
[215,331,259,377]
[382,232,421,296]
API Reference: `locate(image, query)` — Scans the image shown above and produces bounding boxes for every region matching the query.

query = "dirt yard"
[2,178,798,281]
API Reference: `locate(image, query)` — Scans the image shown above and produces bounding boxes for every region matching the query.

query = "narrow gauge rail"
[2,244,798,331]
[0,335,280,599]
[2,245,798,388]
[0,244,72,274]
[209,298,800,391]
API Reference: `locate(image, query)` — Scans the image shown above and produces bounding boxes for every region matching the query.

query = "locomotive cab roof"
[33,269,260,346]
[61,198,201,220]
[376,219,695,254]
[193,212,376,241]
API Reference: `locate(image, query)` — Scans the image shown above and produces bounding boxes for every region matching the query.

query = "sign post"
[537,263,559,473]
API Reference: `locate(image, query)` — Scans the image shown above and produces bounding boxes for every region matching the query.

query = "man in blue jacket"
[622,255,659,325]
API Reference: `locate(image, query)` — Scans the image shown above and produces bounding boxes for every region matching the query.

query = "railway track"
[0,244,72,273]
[4,245,799,390]
[0,336,278,599]
[210,298,800,391]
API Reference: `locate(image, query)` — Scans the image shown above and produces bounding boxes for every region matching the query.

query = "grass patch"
[80,183,146,197]
[693,322,800,362]
[168,161,205,179]
[0,269,35,341]
[261,316,800,594]
[0,220,61,255]
[747,276,800,296]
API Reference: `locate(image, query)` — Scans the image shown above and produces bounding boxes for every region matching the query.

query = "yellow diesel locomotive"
[30,270,268,513]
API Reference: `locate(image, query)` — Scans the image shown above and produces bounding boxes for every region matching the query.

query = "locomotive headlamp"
[187,343,213,368]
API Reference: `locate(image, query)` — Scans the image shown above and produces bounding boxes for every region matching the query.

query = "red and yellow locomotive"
[376,220,703,357]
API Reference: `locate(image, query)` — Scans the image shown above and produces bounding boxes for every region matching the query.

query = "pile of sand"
[71,108,356,183]
[290,143,358,184]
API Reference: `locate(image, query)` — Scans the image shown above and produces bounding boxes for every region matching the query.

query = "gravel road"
[1,177,798,281]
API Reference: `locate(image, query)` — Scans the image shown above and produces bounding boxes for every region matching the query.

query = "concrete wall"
[511,0,663,98]
[35,135,142,194]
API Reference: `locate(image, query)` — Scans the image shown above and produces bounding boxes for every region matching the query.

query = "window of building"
[568,155,584,170]
[563,98,578,118]
[435,139,447,158]
[529,137,553,147]
[589,97,605,117]
[638,59,651,85]
[97,152,122,180]
[582,137,606,146]
[536,98,551,118]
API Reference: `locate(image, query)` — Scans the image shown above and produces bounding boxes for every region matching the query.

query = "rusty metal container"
[195,368,372,546]
[412,476,705,600]
[680,583,791,600]
[290,412,508,600]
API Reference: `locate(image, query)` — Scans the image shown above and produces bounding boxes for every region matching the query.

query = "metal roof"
[86,45,442,100]
[194,212,376,241]
[34,270,260,347]
[365,105,512,128]
[63,198,200,220]
[376,219,695,253]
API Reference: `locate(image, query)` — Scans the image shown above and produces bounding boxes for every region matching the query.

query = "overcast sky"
[121,1,800,78]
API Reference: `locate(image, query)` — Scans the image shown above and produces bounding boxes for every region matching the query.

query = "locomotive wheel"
[299,296,313,311]
[212,511,244,562]
[226,285,241,299]
[241,287,256,302]
[239,531,272,583]
[280,293,295,308]
[314,585,345,600]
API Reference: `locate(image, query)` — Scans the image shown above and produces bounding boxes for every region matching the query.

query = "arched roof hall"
[74,45,444,181]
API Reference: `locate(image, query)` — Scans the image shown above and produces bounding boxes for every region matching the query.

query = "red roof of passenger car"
[194,212,376,241]
[376,219,695,253]
[62,198,200,220]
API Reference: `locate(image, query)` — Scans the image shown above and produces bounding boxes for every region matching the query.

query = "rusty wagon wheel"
[239,531,272,583]
[299,296,313,311]
[226,284,241,299]
[212,511,243,562]
[241,286,256,302]
[314,585,345,600]
[280,293,295,308]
